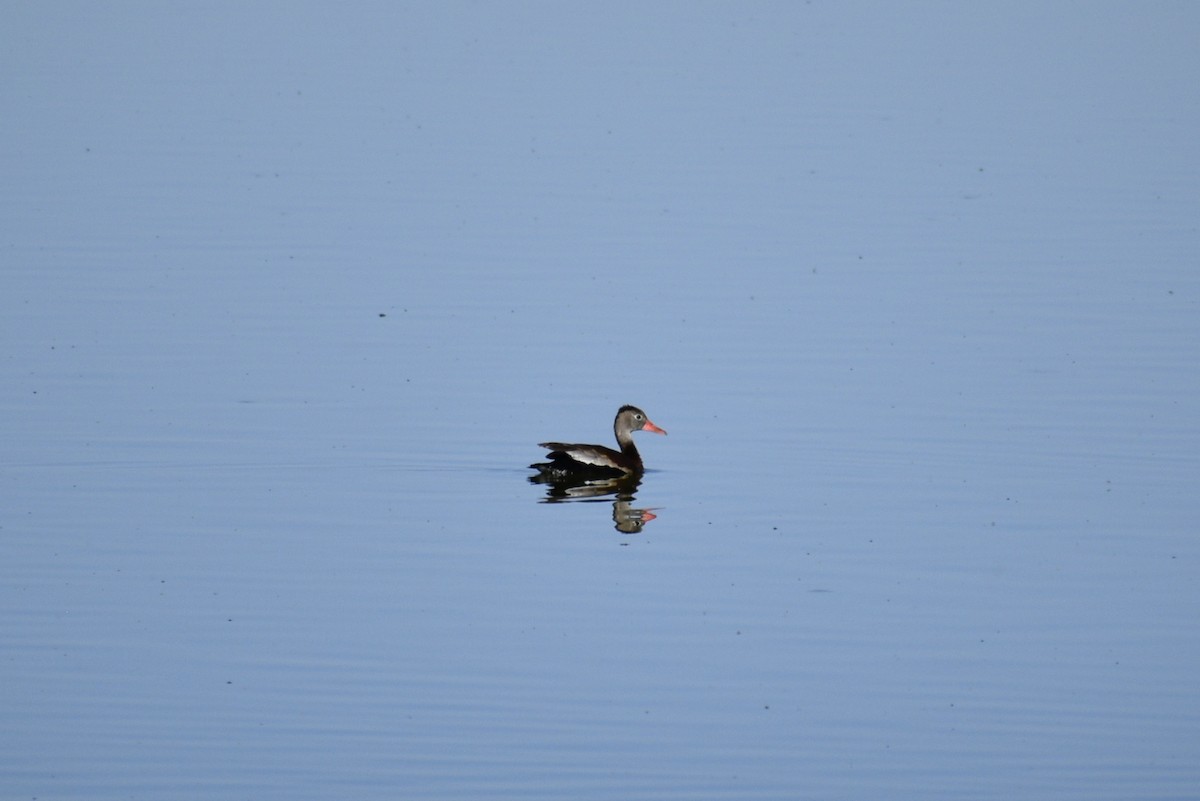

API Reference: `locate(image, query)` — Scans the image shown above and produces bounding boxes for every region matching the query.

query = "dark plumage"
[531,405,667,478]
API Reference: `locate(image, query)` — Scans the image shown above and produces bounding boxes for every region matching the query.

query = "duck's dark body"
[530,405,666,478]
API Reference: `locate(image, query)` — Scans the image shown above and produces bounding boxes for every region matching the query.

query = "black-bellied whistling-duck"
[531,405,667,478]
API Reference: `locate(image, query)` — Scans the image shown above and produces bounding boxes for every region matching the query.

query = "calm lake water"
[3,4,1198,800]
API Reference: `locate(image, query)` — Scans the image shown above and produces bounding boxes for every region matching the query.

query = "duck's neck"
[615,425,643,468]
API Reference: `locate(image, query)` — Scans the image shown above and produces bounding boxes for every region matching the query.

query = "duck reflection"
[528,472,659,534]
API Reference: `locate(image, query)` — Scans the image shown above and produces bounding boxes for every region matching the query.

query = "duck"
[531,405,667,479]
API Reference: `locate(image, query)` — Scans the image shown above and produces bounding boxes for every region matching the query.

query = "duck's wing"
[537,442,626,470]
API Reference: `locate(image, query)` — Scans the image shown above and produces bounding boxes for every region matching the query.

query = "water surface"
[3,4,1198,800]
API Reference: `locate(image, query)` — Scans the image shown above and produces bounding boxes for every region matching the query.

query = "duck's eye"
[635,414,644,420]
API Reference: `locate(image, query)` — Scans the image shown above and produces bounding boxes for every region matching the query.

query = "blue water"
[3,4,1198,799]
